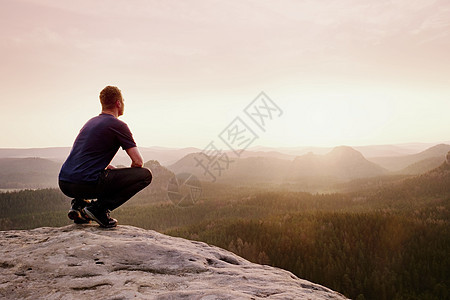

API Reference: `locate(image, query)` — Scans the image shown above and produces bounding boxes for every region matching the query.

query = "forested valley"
[0,163,449,300]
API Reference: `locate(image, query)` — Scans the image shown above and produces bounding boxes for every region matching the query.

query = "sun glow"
[1,1,449,148]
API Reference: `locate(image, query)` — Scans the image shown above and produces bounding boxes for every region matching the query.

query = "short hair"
[99,86,122,110]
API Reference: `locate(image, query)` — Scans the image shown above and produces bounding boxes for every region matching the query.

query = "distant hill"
[289,146,387,180]
[232,150,295,161]
[168,152,292,184]
[1,142,447,167]
[138,160,175,202]
[353,144,425,157]
[0,157,61,188]
[250,142,438,158]
[137,147,200,166]
[0,147,71,162]
[249,146,333,156]
[375,159,450,200]
[398,156,446,175]
[0,147,202,166]
[1,144,447,189]
[223,156,291,183]
[168,146,387,185]
[368,144,450,171]
[0,157,174,193]
[405,159,450,196]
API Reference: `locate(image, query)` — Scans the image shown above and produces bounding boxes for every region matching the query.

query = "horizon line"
[1,140,450,150]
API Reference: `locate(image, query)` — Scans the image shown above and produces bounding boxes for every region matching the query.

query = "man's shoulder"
[91,114,128,126]
[102,115,131,134]
[80,115,128,134]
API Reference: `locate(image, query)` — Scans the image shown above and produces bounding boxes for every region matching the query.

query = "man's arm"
[126,147,144,168]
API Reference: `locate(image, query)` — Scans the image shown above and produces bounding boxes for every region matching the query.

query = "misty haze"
[1,1,449,299]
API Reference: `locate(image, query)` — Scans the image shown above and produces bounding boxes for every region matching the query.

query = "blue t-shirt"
[59,113,137,183]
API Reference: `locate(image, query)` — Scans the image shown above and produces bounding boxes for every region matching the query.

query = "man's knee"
[140,167,152,186]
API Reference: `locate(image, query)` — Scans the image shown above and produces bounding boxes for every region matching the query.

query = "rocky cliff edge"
[0,225,347,299]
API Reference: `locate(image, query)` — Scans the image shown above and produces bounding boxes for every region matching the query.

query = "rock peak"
[327,146,363,158]
[0,225,347,299]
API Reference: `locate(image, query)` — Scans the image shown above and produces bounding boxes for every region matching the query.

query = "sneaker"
[68,199,92,224]
[83,206,117,228]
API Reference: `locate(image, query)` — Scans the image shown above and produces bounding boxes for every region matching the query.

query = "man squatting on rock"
[58,86,152,228]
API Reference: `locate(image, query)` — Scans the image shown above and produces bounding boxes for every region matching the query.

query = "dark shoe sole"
[68,209,91,224]
[83,207,117,228]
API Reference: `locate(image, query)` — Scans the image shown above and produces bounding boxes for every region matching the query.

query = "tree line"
[0,163,448,299]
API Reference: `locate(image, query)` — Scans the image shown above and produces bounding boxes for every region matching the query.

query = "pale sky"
[1,0,449,149]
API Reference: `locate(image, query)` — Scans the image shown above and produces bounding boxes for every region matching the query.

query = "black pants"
[59,168,152,211]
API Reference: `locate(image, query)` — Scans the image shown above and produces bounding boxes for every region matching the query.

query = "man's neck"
[101,110,118,118]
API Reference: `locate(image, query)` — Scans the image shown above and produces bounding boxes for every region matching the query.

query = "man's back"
[59,113,136,183]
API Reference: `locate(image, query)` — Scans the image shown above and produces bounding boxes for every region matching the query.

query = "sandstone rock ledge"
[0,225,347,300]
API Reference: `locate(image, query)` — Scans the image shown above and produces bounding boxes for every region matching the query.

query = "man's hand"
[126,147,144,168]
